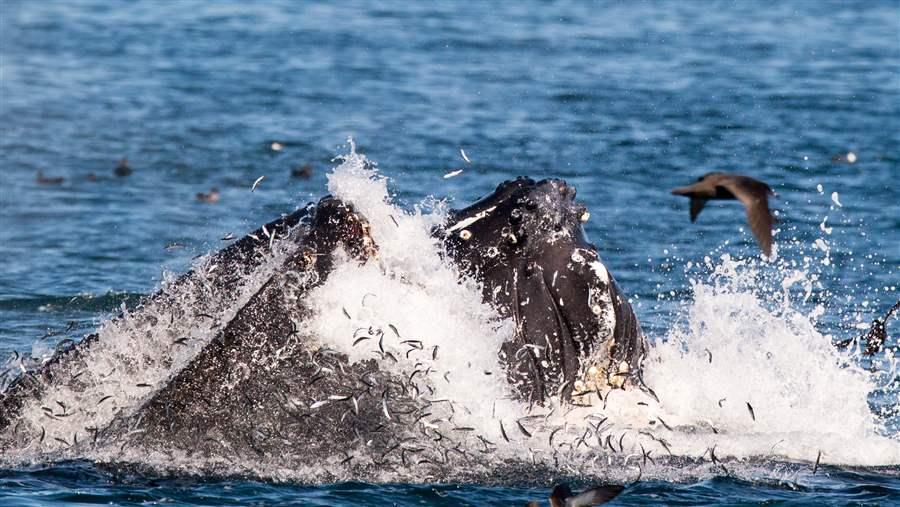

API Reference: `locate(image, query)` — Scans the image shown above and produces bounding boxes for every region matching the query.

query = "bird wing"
[886,299,900,321]
[566,485,625,506]
[690,198,707,222]
[718,177,774,256]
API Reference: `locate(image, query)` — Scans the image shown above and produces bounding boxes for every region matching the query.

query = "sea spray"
[4,148,896,481]
[313,145,522,434]
[4,234,303,456]
[644,255,898,465]
[321,151,899,467]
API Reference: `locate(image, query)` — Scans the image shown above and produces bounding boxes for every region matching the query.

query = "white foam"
[314,151,900,468]
[313,147,522,430]
[328,154,897,468]
[643,256,900,466]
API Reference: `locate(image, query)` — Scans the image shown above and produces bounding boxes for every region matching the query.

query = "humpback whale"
[0,175,646,480]
[442,177,646,403]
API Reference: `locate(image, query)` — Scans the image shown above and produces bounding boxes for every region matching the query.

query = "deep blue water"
[1,0,898,504]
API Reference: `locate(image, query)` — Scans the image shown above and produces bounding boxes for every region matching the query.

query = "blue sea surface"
[1,0,898,504]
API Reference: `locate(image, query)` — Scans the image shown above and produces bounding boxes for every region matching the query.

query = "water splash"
[316,152,900,469]
[3,149,896,481]
[2,236,303,456]
[644,255,898,466]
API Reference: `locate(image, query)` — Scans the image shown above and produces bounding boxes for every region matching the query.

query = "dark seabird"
[36,171,64,185]
[114,158,132,177]
[196,187,220,204]
[835,299,899,355]
[862,299,900,355]
[291,164,313,179]
[671,172,776,256]
[526,483,624,507]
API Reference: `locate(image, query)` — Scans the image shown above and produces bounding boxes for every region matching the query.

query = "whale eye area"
[443,177,590,263]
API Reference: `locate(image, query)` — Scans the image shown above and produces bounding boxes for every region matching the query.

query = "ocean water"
[1,0,898,505]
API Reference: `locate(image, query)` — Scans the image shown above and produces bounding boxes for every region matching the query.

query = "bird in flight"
[671,172,776,256]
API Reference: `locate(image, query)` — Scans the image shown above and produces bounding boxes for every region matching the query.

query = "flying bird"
[525,483,625,507]
[671,172,776,256]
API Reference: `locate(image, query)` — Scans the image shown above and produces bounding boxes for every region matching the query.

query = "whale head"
[441,177,646,404]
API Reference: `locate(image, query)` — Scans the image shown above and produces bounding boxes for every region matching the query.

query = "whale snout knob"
[608,361,630,388]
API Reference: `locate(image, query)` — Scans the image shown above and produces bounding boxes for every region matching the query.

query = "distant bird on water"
[196,187,220,204]
[36,170,64,185]
[114,158,132,177]
[525,483,625,507]
[831,151,857,164]
[671,172,776,256]
[291,164,313,179]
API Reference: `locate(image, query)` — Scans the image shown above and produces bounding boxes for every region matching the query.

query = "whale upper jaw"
[440,177,646,404]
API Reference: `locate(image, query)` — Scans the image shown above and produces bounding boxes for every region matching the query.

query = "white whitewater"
[311,148,899,470]
[4,146,896,481]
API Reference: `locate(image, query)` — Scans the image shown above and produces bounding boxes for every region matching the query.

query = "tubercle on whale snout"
[442,177,584,242]
[439,177,647,404]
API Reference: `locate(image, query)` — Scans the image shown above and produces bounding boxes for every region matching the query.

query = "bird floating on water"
[196,187,220,204]
[114,158,132,177]
[36,171,64,185]
[831,151,857,164]
[291,164,313,179]
[671,172,776,256]
[525,483,625,507]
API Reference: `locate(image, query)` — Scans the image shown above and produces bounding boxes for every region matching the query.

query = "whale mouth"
[440,177,644,404]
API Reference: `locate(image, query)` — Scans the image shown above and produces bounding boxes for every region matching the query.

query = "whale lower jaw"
[0,177,650,479]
